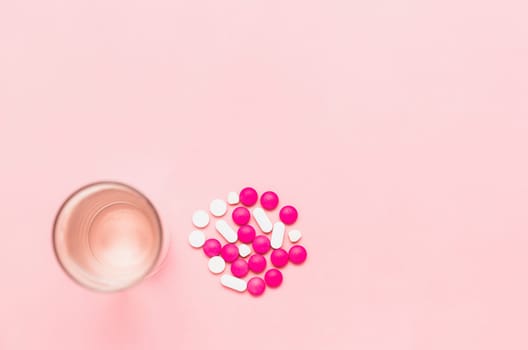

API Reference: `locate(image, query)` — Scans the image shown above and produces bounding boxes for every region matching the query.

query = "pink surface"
[1,0,528,349]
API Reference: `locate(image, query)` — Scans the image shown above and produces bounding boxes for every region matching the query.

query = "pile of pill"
[188,187,307,296]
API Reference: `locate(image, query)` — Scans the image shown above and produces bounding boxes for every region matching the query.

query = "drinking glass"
[53,181,167,292]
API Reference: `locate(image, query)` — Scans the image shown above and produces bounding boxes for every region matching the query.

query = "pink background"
[1,1,528,349]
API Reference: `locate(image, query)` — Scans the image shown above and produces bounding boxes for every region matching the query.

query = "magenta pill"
[289,245,307,264]
[232,206,251,226]
[252,235,271,255]
[260,191,279,210]
[270,248,289,268]
[221,243,239,263]
[237,224,256,243]
[247,277,266,296]
[230,258,249,278]
[203,238,222,257]
[239,187,258,206]
[248,254,267,273]
[279,205,298,225]
[264,269,283,288]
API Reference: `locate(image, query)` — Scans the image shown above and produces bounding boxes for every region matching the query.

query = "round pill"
[192,210,210,228]
[232,207,251,226]
[231,258,249,278]
[239,187,258,206]
[289,245,307,264]
[237,224,256,243]
[227,191,239,205]
[221,243,239,263]
[252,235,271,255]
[203,238,222,257]
[209,199,227,217]
[279,205,298,225]
[270,248,289,268]
[238,244,251,258]
[247,277,266,296]
[260,191,279,210]
[208,256,226,274]
[288,229,302,243]
[248,254,267,273]
[264,269,283,288]
[188,230,205,248]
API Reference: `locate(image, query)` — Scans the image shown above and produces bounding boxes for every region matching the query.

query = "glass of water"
[53,181,167,292]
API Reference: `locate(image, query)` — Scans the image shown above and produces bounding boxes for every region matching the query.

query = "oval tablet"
[208,256,226,274]
[192,210,210,228]
[271,222,285,249]
[215,220,238,243]
[209,199,227,217]
[221,274,247,292]
[188,230,205,248]
[252,207,273,233]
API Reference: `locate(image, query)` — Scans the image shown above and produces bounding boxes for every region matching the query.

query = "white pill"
[192,210,210,228]
[288,229,302,243]
[215,219,238,243]
[271,222,285,249]
[208,256,226,274]
[227,191,239,205]
[188,230,205,248]
[220,274,247,292]
[209,199,227,217]
[252,207,273,233]
[238,244,251,258]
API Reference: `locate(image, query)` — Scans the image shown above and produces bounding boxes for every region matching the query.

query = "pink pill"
[248,254,267,273]
[232,207,251,226]
[264,269,283,288]
[270,248,289,268]
[279,205,298,225]
[252,235,271,255]
[260,191,279,210]
[203,238,222,257]
[289,245,307,264]
[237,224,256,243]
[247,276,266,296]
[230,258,249,278]
[239,187,258,207]
[221,243,239,263]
